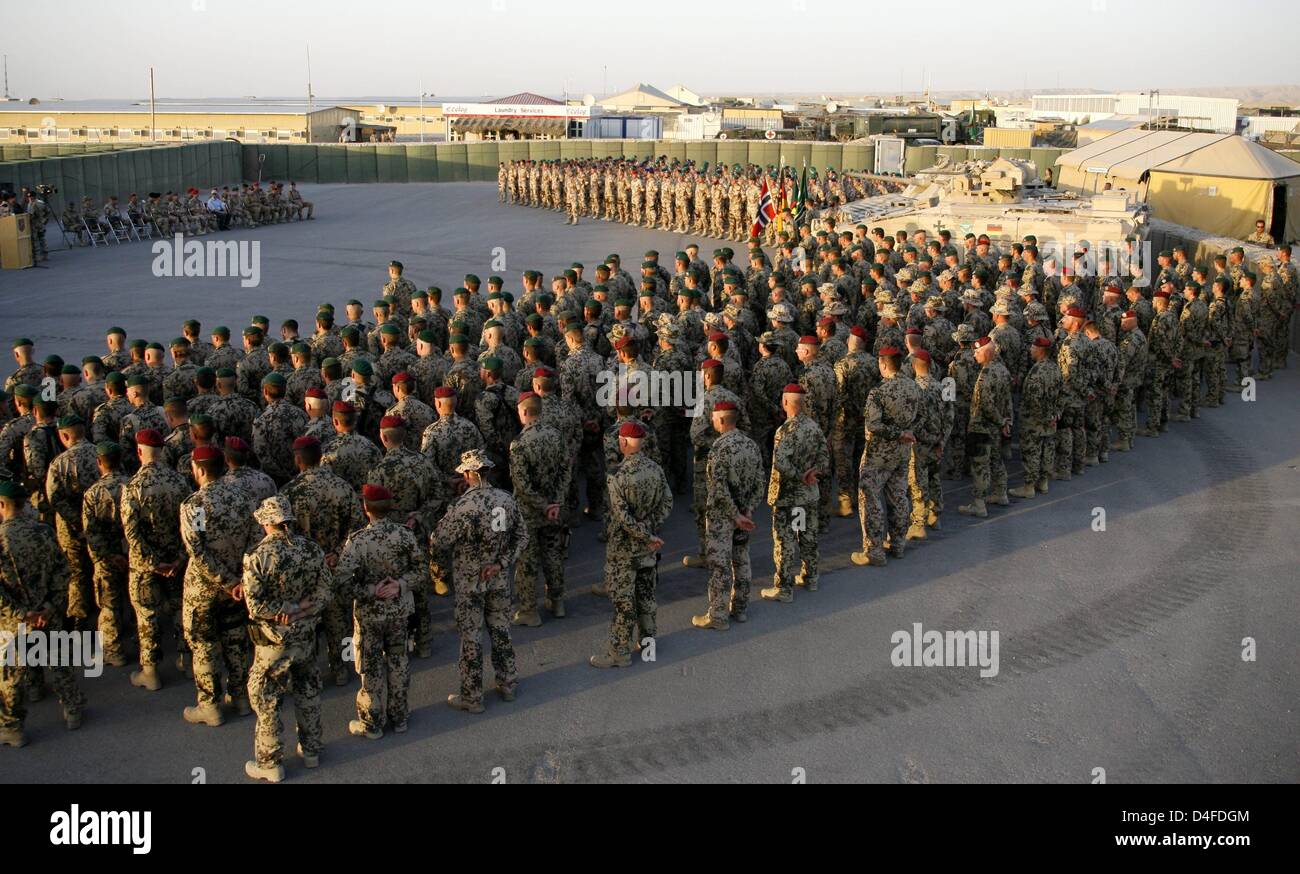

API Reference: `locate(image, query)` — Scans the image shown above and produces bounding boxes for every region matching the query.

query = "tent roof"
[1151,135,1300,180]
[602,83,685,108]
[1057,128,1300,181]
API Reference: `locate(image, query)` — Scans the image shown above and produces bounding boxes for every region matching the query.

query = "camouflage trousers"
[704,518,751,621]
[1054,403,1086,474]
[1147,365,1174,430]
[321,595,352,674]
[410,559,433,654]
[603,553,658,658]
[691,452,710,549]
[857,444,910,558]
[91,560,128,661]
[569,430,606,518]
[1257,317,1289,376]
[832,411,865,503]
[770,505,819,592]
[1205,346,1227,402]
[943,408,969,478]
[1114,384,1139,442]
[128,568,186,668]
[1084,397,1107,459]
[711,211,725,239]
[353,610,412,731]
[248,640,322,767]
[969,432,1007,501]
[656,413,690,493]
[1020,426,1055,485]
[515,523,567,612]
[454,575,517,705]
[55,523,94,623]
[908,441,942,524]
[1229,338,1253,383]
[631,195,643,225]
[645,204,657,227]
[0,618,86,731]
[1178,353,1205,416]
[181,584,250,707]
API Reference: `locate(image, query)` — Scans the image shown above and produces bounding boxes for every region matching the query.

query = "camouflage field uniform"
[335,517,421,732]
[180,480,258,708]
[1177,295,1208,417]
[0,514,86,731]
[689,385,747,554]
[1019,356,1063,488]
[121,460,192,668]
[945,347,978,478]
[858,374,921,562]
[224,465,278,506]
[831,349,877,510]
[703,428,764,621]
[252,400,309,485]
[968,358,1013,503]
[510,422,571,616]
[1145,308,1181,434]
[603,452,672,657]
[243,528,331,768]
[1114,327,1147,444]
[1055,332,1090,475]
[82,468,130,661]
[909,373,952,527]
[768,411,829,593]
[45,437,100,623]
[430,481,526,704]
[321,432,382,491]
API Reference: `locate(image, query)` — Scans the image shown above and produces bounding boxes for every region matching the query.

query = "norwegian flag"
[751,176,777,239]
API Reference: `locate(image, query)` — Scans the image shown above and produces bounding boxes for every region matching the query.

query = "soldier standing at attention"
[509,393,571,628]
[242,496,331,783]
[45,415,100,629]
[430,450,526,711]
[121,428,192,692]
[592,421,672,668]
[178,446,258,727]
[851,347,920,567]
[1142,289,1181,437]
[762,385,829,602]
[0,480,86,746]
[1010,338,1062,498]
[81,441,131,666]
[693,402,763,630]
[959,336,1013,518]
[334,484,421,739]
[1174,281,1208,421]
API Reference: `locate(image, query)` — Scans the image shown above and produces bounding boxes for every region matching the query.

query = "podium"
[0,213,33,269]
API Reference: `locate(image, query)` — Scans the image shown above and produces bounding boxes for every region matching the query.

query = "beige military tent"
[1055,129,1300,242]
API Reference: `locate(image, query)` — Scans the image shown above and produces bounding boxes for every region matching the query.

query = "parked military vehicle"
[836,157,1150,250]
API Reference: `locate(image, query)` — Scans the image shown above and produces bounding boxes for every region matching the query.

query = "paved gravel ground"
[1,183,1296,783]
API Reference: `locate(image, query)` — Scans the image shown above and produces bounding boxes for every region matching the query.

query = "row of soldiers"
[498,157,901,245]
[0,237,1294,778]
[56,181,315,245]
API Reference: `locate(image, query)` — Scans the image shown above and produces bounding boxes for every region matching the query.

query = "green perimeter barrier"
[376,144,409,183]
[404,145,438,182]
[316,145,346,183]
[466,142,498,181]
[435,144,467,181]
[346,146,378,183]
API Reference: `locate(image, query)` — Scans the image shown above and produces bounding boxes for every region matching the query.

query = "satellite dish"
[583,94,596,107]
[826,101,839,114]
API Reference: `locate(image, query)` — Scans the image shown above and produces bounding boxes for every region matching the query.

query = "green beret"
[501,292,514,304]
[106,327,126,337]
[378,324,400,336]
[126,375,150,388]
[13,384,38,398]
[480,356,502,373]
[251,315,269,326]
[163,396,187,410]
[340,327,360,340]
[537,294,553,306]
[570,262,584,270]
[641,261,656,270]
[12,338,32,348]
[564,321,584,334]
[613,298,633,308]
[96,441,122,457]
[488,276,505,286]
[82,356,102,366]
[261,373,287,388]
[592,284,608,294]
[146,343,164,352]
[129,339,148,350]
[319,358,340,370]
[216,367,236,378]
[562,270,577,281]
[486,291,503,301]
[212,326,230,338]
[267,342,289,356]
[242,326,262,337]
[373,299,389,310]
[523,337,543,347]
[316,310,333,322]
[60,364,79,375]
[482,319,502,329]
[453,287,470,297]
[524,313,543,325]
[426,287,442,299]
[409,315,427,327]
[57,414,84,429]
[190,414,214,426]
[170,337,190,348]
[584,301,603,314]
[347,299,363,307]
[464,274,480,285]
[0,481,28,501]
[350,359,373,377]
[290,342,310,355]
[104,373,125,386]
[417,330,436,344]
[389,260,404,271]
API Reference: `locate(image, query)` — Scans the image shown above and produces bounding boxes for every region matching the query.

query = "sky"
[6,0,1299,101]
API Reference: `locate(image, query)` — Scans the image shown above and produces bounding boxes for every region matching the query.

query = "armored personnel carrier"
[836,157,1149,249]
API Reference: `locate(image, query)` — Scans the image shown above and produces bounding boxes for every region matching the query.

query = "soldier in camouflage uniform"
[252,373,309,485]
[335,484,421,738]
[242,496,331,782]
[45,415,100,628]
[1111,311,1147,452]
[693,403,763,630]
[510,394,571,627]
[1142,291,1181,437]
[321,401,382,491]
[1174,281,1209,420]
[592,421,672,668]
[0,480,87,746]
[1084,320,1119,464]
[1054,308,1091,476]
[1010,338,1062,497]
[763,385,829,600]
[850,348,921,567]
[944,324,979,480]
[431,451,526,710]
[81,441,130,665]
[121,429,191,691]
[907,350,951,539]
[178,446,258,726]
[959,337,1013,518]
[366,416,442,658]
[1203,279,1231,407]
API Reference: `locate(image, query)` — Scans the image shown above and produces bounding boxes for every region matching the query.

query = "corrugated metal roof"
[489,92,564,106]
